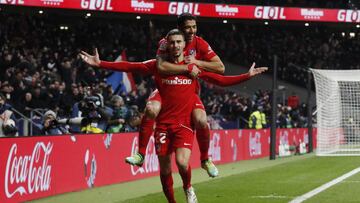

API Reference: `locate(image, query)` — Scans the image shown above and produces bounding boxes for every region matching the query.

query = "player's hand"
[185,55,198,65]
[79,48,100,67]
[190,65,201,78]
[248,62,268,77]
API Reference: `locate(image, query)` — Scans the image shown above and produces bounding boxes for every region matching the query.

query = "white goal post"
[311,69,360,156]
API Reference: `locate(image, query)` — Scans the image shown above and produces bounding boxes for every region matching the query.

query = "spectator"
[0,11,324,134]
[0,93,18,137]
[107,95,127,133]
[1,118,18,137]
[278,106,293,128]
[248,105,264,129]
[18,92,36,117]
[72,93,112,133]
[40,110,68,135]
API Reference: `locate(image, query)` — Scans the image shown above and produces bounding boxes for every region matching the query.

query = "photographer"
[41,110,68,135]
[106,95,127,133]
[125,105,141,132]
[106,95,141,133]
[72,93,112,134]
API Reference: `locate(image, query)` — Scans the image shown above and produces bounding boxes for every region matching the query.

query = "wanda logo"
[5,142,53,198]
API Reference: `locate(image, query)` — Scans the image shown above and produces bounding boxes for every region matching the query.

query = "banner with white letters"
[0,128,316,202]
[1,0,360,23]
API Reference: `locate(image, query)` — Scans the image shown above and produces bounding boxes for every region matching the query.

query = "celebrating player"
[126,13,236,178]
[81,15,268,179]
[80,28,266,203]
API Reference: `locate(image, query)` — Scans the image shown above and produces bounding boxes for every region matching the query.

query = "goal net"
[311,69,360,156]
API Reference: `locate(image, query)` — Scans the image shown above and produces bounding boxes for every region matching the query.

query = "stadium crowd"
[2,9,353,136]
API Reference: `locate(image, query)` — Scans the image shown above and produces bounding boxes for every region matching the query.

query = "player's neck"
[169,54,184,64]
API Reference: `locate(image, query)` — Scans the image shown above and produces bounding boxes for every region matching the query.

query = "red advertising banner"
[0,128,316,202]
[1,0,360,23]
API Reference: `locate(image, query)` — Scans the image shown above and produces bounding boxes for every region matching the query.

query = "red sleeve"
[198,37,217,61]
[99,60,155,75]
[199,71,250,86]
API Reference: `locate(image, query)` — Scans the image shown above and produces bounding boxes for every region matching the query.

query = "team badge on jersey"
[189,48,196,56]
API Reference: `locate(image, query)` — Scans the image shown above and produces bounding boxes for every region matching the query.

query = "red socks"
[160,173,176,203]
[196,125,210,161]
[138,116,155,156]
[179,165,192,190]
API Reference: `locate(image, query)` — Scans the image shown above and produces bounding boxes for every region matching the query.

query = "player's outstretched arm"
[199,62,268,86]
[80,49,152,74]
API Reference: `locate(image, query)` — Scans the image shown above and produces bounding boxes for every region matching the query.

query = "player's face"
[167,34,185,57]
[181,20,197,42]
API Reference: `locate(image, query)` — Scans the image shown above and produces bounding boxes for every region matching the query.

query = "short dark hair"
[177,13,196,27]
[166,29,185,40]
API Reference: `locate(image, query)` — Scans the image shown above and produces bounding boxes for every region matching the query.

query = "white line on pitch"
[289,166,360,203]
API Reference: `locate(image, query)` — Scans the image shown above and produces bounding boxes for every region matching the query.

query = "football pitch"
[31,154,360,203]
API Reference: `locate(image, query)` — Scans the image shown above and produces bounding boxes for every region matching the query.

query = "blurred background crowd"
[1,3,358,136]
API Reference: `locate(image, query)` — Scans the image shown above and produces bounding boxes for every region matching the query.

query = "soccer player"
[81,15,268,179]
[127,12,234,178]
[81,29,266,203]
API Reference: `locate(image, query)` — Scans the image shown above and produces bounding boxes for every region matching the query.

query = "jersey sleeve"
[198,37,217,61]
[199,71,250,87]
[99,59,156,76]
[142,59,157,75]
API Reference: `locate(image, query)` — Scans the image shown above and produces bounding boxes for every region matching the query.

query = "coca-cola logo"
[209,132,221,161]
[84,149,97,188]
[249,131,261,156]
[303,130,309,144]
[280,130,289,145]
[5,142,53,198]
[231,138,237,161]
[103,133,112,149]
[130,136,159,175]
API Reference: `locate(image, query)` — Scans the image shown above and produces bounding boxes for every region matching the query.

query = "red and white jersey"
[157,36,217,94]
[132,59,195,125]
[100,59,251,124]
[153,61,197,125]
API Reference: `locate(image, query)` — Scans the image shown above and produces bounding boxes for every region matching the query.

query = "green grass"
[30,154,360,203]
[305,172,360,203]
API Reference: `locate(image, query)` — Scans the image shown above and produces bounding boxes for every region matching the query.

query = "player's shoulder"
[194,36,209,44]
